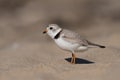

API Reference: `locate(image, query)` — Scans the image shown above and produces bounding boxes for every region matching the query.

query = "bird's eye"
[50,27,53,30]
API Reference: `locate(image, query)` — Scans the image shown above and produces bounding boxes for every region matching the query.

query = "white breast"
[54,37,80,51]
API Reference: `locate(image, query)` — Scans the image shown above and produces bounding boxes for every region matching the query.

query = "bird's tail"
[87,41,106,48]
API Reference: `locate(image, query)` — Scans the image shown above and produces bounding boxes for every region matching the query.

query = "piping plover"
[43,24,105,64]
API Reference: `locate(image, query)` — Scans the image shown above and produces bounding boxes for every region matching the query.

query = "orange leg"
[71,53,76,64]
[71,55,73,63]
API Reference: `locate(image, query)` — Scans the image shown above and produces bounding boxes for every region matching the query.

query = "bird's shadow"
[65,57,94,64]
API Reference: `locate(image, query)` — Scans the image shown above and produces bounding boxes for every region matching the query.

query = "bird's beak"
[43,29,47,34]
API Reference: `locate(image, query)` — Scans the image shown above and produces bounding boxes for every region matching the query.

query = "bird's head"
[43,24,62,39]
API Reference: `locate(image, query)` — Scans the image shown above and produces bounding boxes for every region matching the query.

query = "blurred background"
[0,0,120,48]
[0,0,120,80]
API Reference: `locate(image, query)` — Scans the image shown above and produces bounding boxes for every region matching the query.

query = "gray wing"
[61,29,89,46]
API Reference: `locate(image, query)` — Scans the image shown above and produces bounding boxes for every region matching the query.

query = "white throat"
[48,28,62,39]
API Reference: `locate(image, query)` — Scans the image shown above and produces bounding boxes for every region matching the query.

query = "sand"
[0,22,120,80]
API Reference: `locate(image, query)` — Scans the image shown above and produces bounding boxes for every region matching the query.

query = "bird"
[43,24,105,64]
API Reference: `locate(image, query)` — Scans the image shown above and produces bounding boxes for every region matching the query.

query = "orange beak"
[43,29,48,34]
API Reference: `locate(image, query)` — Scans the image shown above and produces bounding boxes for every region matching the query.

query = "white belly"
[54,38,88,52]
[54,38,80,51]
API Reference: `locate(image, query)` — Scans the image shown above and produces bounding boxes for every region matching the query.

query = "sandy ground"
[0,0,120,80]
[0,21,120,80]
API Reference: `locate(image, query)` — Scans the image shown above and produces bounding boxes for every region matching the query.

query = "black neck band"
[54,29,62,39]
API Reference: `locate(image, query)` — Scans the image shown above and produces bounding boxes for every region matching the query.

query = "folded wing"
[61,29,88,46]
